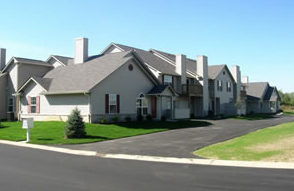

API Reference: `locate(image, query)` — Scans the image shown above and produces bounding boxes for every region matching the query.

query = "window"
[270,101,276,109]
[163,75,173,86]
[31,97,37,113]
[217,80,223,91]
[227,81,232,92]
[136,94,148,115]
[105,94,120,114]
[109,94,117,114]
[8,98,14,112]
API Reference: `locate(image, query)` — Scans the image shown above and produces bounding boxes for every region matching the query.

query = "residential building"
[0,38,280,122]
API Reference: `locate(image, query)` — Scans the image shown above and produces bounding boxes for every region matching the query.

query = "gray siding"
[0,74,7,119]
[90,59,155,122]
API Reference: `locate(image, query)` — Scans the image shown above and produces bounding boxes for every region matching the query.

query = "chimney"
[74,38,88,64]
[0,48,6,71]
[175,54,187,85]
[197,55,209,116]
[242,76,249,83]
[231,65,241,96]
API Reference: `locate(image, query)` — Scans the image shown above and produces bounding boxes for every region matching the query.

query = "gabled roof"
[29,51,157,95]
[109,43,199,78]
[244,82,269,99]
[208,65,226,79]
[147,85,178,96]
[18,76,52,93]
[46,55,73,66]
[208,64,236,83]
[41,51,133,94]
[149,49,197,76]
[3,57,53,72]
[264,86,274,101]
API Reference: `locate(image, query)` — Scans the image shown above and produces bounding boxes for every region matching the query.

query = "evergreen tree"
[64,108,86,139]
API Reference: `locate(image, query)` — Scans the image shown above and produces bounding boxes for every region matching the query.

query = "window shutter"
[36,96,40,114]
[27,96,31,113]
[117,94,120,113]
[105,94,109,114]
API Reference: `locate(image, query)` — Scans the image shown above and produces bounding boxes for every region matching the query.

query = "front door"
[151,97,157,118]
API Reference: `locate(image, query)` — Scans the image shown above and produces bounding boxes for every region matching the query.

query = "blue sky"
[0,0,293,92]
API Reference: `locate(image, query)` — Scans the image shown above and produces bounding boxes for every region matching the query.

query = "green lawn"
[283,110,294,115]
[194,122,294,162]
[0,120,210,145]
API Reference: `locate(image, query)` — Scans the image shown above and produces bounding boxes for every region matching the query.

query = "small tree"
[64,108,86,139]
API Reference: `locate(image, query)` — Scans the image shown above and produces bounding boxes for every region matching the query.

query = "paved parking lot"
[59,115,294,158]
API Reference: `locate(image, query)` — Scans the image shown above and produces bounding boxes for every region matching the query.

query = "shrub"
[161,115,166,122]
[100,116,107,124]
[137,114,143,122]
[124,116,132,122]
[112,115,120,123]
[64,108,86,139]
[146,114,152,121]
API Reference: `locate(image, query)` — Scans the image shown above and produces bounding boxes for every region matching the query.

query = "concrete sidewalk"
[56,115,294,158]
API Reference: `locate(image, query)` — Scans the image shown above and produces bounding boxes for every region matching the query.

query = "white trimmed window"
[31,97,37,113]
[217,80,223,91]
[109,94,117,114]
[163,75,173,86]
[227,81,232,92]
[136,94,148,115]
[8,98,14,112]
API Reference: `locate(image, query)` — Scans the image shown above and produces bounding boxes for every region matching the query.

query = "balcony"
[182,84,203,96]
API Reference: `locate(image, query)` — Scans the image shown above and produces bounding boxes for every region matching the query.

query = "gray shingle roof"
[150,49,197,75]
[148,85,169,94]
[15,57,52,67]
[52,55,73,66]
[32,76,52,91]
[264,86,274,101]
[244,82,269,99]
[43,51,133,94]
[114,44,197,78]
[208,65,226,80]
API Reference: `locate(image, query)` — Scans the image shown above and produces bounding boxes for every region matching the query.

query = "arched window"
[136,94,148,115]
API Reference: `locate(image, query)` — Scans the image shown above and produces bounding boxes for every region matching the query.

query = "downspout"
[84,92,91,123]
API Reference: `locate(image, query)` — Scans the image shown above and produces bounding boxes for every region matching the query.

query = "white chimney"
[242,76,249,83]
[175,54,187,85]
[231,65,241,96]
[197,55,209,116]
[0,48,6,71]
[74,38,88,64]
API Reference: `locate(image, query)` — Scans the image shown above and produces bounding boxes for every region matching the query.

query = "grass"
[282,111,294,115]
[193,122,294,162]
[0,120,211,145]
[231,113,275,120]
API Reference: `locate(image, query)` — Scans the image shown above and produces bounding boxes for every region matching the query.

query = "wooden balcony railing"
[182,84,203,96]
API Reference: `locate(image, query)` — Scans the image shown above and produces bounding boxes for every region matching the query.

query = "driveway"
[59,115,294,158]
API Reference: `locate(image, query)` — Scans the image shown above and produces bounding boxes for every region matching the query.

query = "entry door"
[151,97,157,118]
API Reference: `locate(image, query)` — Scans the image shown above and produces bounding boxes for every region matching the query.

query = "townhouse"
[0,38,280,122]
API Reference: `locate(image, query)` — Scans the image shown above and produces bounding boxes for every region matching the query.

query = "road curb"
[1,140,294,169]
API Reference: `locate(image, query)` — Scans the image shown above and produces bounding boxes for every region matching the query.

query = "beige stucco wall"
[0,73,7,119]
[90,59,155,122]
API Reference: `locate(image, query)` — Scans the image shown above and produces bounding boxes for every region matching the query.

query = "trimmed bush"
[146,114,152,121]
[112,115,120,123]
[161,115,166,122]
[137,114,143,122]
[100,116,107,124]
[124,116,132,122]
[64,108,86,139]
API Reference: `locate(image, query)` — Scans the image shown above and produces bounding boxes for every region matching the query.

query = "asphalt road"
[1,143,294,191]
[59,115,294,158]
